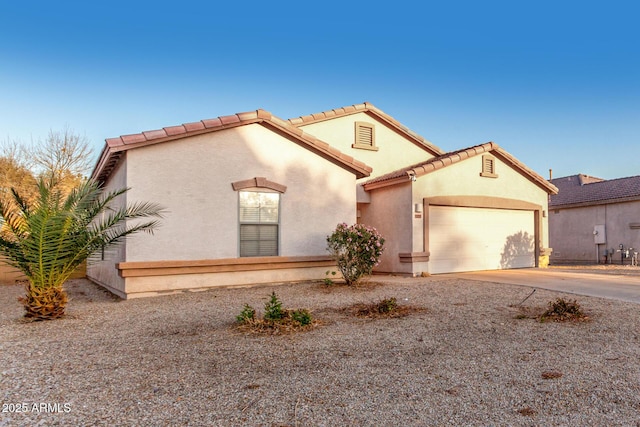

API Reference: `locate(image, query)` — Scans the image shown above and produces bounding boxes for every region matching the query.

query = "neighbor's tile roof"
[91,109,373,183]
[287,102,445,156]
[550,174,640,208]
[362,141,558,194]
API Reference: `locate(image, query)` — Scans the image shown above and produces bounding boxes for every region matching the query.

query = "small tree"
[0,178,164,320]
[31,126,94,196]
[2,127,94,199]
[326,223,385,285]
[32,126,94,180]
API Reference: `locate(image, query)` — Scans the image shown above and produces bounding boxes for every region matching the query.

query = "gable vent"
[480,154,498,178]
[484,157,494,172]
[353,122,378,151]
[358,125,373,146]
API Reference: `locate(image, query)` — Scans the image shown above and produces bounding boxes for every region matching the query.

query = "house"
[549,174,640,264]
[88,103,558,298]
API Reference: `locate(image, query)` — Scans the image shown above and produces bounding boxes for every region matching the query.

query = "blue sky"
[1,1,638,180]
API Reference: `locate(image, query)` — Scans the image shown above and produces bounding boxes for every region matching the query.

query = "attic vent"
[480,154,498,178]
[353,122,378,151]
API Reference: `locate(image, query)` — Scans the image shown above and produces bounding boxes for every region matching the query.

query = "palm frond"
[0,177,165,290]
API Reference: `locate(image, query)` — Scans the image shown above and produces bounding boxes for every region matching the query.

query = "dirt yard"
[2,271,640,426]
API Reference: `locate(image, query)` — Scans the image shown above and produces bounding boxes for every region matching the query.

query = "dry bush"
[539,298,589,323]
[347,297,424,319]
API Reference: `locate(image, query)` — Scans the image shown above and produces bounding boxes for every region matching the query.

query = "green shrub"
[237,292,315,333]
[236,304,256,323]
[377,297,398,314]
[291,309,313,326]
[323,270,337,286]
[326,223,385,286]
[263,292,285,321]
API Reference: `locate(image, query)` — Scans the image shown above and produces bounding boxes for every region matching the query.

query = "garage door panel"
[429,206,535,274]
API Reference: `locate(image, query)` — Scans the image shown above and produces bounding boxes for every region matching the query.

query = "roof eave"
[90,110,373,184]
[551,195,640,210]
[492,148,559,195]
[363,174,412,191]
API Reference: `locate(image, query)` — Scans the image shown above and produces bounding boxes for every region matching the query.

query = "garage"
[428,205,536,274]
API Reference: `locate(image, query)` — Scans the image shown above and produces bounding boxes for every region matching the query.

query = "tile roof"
[91,109,373,183]
[287,102,445,157]
[362,141,558,194]
[550,174,640,208]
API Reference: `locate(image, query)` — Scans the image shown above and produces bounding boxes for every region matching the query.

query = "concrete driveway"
[444,268,640,304]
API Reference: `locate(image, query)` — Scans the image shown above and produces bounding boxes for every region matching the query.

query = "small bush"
[323,270,337,286]
[377,297,398,314]
[263,292,284,321]
[539,298,588,322]
[236,304,256,323]
[327,223,385,286]
[237,292,316,334]
[291,309,313,326]
[348,296,421,318]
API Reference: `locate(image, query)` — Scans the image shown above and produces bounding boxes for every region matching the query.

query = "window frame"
[238,190,281,257]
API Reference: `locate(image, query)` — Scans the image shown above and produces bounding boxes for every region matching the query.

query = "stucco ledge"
[399,252,430,263]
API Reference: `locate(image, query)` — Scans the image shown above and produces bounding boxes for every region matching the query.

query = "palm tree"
[0,178,164,320]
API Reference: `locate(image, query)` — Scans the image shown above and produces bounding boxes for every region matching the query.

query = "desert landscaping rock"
[2,273,640,426]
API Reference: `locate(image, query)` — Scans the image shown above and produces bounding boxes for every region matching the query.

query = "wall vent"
[352,122,378,151]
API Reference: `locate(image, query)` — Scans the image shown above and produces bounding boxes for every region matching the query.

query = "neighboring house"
[88,103,557,298]
[549,174,640,264]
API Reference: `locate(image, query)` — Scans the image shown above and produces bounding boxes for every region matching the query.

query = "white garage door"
[429,206,535,274]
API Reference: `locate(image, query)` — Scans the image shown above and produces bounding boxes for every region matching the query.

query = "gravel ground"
[2,271,640,426]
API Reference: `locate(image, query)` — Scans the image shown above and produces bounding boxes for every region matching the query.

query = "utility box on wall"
[594,225,606,244]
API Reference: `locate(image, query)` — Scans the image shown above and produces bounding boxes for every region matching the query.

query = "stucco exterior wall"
[359,182,414,274]
[124,123,356,263]
[120,266,332,298]
[549,201,640,264]
[362,152,552,276]
[86,156,128,297]
[413,154,551,248]
[298,112,435,179]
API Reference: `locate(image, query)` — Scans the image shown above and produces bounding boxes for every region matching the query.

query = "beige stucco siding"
[413,154,551,248]
[359,182,414,274]
[124,123,356,262]
[86,155,127,297]
[550,201,640,263]
[362,152,551,276]
[298,112,434,179]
